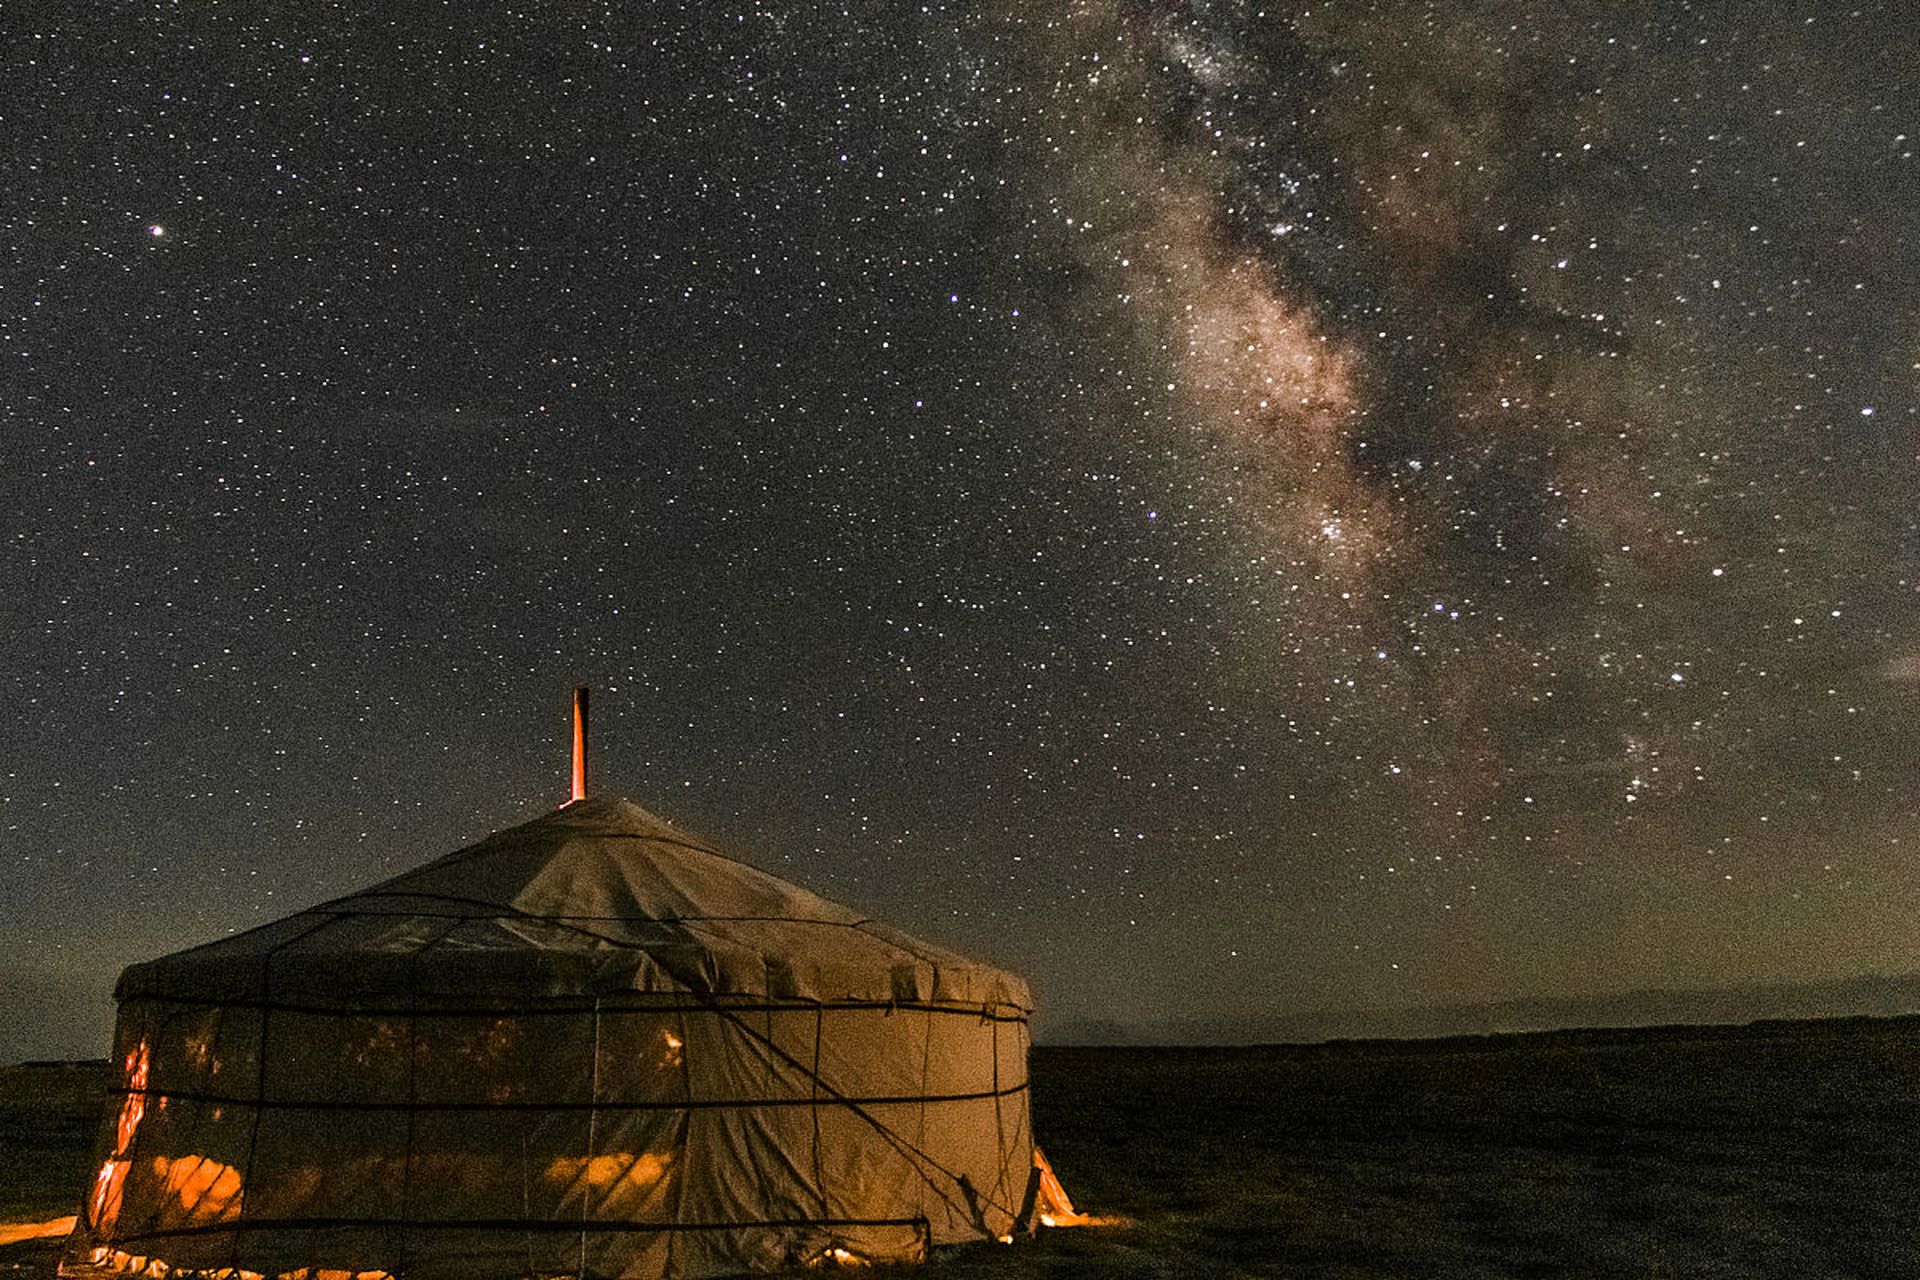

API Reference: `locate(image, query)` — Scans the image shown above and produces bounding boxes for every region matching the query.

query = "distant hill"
[1039,973,1920,1046]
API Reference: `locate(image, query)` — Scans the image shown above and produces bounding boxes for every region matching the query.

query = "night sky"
[4,0,1916,1060]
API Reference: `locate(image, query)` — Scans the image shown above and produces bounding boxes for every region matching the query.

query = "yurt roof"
[118,795,1030,1013]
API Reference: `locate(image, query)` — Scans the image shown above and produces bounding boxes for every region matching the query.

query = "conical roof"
[118,795,1029,1011]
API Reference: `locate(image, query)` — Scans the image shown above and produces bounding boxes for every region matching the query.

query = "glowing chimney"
[571,686,590,803]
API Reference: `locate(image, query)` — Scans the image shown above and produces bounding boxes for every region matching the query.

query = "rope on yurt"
[451,891,1026,1244]
[581,995,602,1278]
[98,1213,947,1242]
[810,1002,829,1220]
[397,914,467,1280]
[227,911,345,1277]
[143,890,1026,1263]
[666,1002,693,1278]
[692,996,1015,1238]
[917,998,935,1224]
[106,1081,1025,1115]
[850,920,940,962]
[991,1015,1010,1211]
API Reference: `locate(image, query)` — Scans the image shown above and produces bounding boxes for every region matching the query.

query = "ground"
[5,1017,1916,1278]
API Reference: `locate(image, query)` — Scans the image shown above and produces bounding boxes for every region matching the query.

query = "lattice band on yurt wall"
[78,992,1031,1279]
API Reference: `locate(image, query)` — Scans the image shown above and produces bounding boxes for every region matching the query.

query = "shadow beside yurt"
[63,794,1035,1279]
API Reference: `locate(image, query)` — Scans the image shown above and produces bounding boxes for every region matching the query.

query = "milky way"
[3,1,1915,1056]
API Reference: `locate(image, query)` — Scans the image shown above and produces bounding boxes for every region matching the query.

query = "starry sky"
[4,0,1916,1059]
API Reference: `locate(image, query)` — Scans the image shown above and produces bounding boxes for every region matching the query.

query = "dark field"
[5,1016,1917,1278]
[0,1063,101,1223]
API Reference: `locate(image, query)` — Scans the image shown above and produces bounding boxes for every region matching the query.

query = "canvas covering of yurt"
[64,795,1035,1279]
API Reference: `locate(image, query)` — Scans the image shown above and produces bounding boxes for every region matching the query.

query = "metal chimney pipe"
[571,686,590,803]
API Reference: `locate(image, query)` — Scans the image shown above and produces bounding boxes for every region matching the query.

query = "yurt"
[64,711,1040,1279]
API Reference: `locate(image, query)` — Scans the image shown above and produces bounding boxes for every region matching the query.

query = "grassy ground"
[0,1063,102,1223]
[1015,1019,1920,1279]
[0,1061,103,1277]
[6,1017,1918,1277]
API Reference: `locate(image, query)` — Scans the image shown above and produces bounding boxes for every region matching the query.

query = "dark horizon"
[1038,971,1920,1047]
